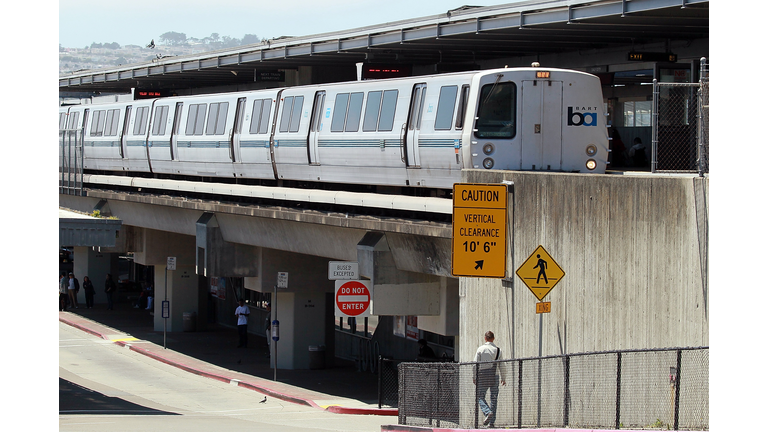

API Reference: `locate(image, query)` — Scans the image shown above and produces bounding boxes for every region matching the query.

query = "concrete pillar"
[245,248,333,370]
[71,247,118,305]
[154,264,197,332]
[129,228,197,332]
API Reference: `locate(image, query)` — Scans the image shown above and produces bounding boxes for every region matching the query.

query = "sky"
[59,0,503,48]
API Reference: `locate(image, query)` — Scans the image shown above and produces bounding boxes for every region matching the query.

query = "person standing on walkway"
[83,276,95,308]
[473,331,506,427]
[68,273,79,308]
[59,273,69,311]
[235,299,250,348]
[104,274,116,310]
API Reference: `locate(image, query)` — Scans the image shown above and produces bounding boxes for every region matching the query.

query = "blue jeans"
[477,372,499,421]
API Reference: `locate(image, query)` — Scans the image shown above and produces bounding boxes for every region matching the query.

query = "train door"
[120,105,132,158]
[231,97,247,163]
[170,102,183,160]
[269,90,284,179]
[307,90,325,165]
[404,83,427,168]
[521,80,563,170]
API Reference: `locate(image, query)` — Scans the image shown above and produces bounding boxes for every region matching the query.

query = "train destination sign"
[452,183,508,278]
[516,245,565,301]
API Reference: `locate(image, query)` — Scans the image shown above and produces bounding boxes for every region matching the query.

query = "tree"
[242,34,260,45]
[160,31,187,46]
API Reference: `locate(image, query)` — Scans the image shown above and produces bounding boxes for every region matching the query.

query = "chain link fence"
[60,128,84,196]
[652,58,709,175]
[398,347,708,430]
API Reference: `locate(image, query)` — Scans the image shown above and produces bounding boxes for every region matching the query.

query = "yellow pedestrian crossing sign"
[516,245,565,301]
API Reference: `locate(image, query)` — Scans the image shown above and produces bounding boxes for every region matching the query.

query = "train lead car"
[59,65,609,191]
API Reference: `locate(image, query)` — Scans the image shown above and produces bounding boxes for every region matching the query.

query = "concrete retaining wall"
[459,170,708,361]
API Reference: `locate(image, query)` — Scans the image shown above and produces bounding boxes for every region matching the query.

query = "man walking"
[474,331,506,427]
[235,299,250,348]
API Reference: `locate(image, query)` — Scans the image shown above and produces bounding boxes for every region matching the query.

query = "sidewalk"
[59,301,396,416]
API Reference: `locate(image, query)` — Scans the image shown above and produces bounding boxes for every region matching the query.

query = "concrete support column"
[129,228,197,332]
[71,247,119,305]
[245,248,333,370]
[153,264,198,332]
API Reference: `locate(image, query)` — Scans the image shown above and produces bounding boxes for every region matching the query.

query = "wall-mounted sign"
[255,71,285,82]
[451,183,508,278]
[627,52,677,62]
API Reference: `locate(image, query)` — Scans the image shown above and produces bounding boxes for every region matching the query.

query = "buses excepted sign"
[452,183,508,278]
[334,280,371,317]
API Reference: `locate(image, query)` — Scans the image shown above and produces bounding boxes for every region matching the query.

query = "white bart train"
[59,66,608,191]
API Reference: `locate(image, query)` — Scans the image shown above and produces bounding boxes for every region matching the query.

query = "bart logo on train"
[567,107,598,126]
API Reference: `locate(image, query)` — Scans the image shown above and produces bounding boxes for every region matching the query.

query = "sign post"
[164,257,176,349]
[273,272,288,381]
[451,183,508,278]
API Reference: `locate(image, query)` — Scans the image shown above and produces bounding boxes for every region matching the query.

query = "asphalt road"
[59,322,392,431]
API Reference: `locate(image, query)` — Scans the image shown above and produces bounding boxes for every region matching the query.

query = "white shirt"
[475,341,507,381]
[235,305,250,326]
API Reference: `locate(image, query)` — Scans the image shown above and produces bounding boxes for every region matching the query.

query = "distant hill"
[59,34,261,75]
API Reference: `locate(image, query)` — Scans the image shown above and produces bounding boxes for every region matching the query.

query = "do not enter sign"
[335,280,371,317]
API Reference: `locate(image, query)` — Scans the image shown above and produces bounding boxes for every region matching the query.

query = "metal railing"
[652,58,709,176]
[398,347,708,430]
[60,128,84,195]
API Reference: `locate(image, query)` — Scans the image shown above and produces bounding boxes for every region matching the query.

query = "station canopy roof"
[59,0,709,93]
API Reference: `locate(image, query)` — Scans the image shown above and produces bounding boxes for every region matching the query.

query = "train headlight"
[483,158,495,169]
[483,143,494,155]
[586,145,597,157]
[586,159,597,170]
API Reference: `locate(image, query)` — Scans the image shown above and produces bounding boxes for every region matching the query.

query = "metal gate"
[652,58,709,176]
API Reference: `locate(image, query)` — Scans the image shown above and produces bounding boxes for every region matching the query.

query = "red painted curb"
[60,314,397,416]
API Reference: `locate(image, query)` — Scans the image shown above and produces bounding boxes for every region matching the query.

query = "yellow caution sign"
[452,183,508,278]
[516,245,565,301]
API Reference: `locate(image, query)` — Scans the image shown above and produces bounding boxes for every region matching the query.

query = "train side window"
[363,91,382,132]
[90,110,105,137]
[133,107,149,135]
[186,103,207,136]
[455,85,470,130]
[378,90,398,131]
[331,93,349,132]
[152,106,169,136]
[475,82,517,139]
[59,113,67,130]
[435,86,458,130]
[206,102,229,135]
[345,92,364,132]
[104,109,120,136]
[279,96,294,133]
[288,96,304,133]
[67,112,80,130]
[250,100,264,134]
[259,99,272,134]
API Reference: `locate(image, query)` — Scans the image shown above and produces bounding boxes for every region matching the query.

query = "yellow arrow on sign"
[516,245,565,301]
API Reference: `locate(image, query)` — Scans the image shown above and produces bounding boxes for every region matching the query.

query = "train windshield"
[475,82,517,139]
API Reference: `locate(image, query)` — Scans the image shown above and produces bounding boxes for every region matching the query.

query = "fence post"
[615,352,622,429]
[518,360,523,428]
[651,79,659,173]
[673,350,682,430]
[378,355,382,409]
[563,355,570,427]
[697,57,708,177]
[474,363,480,429]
